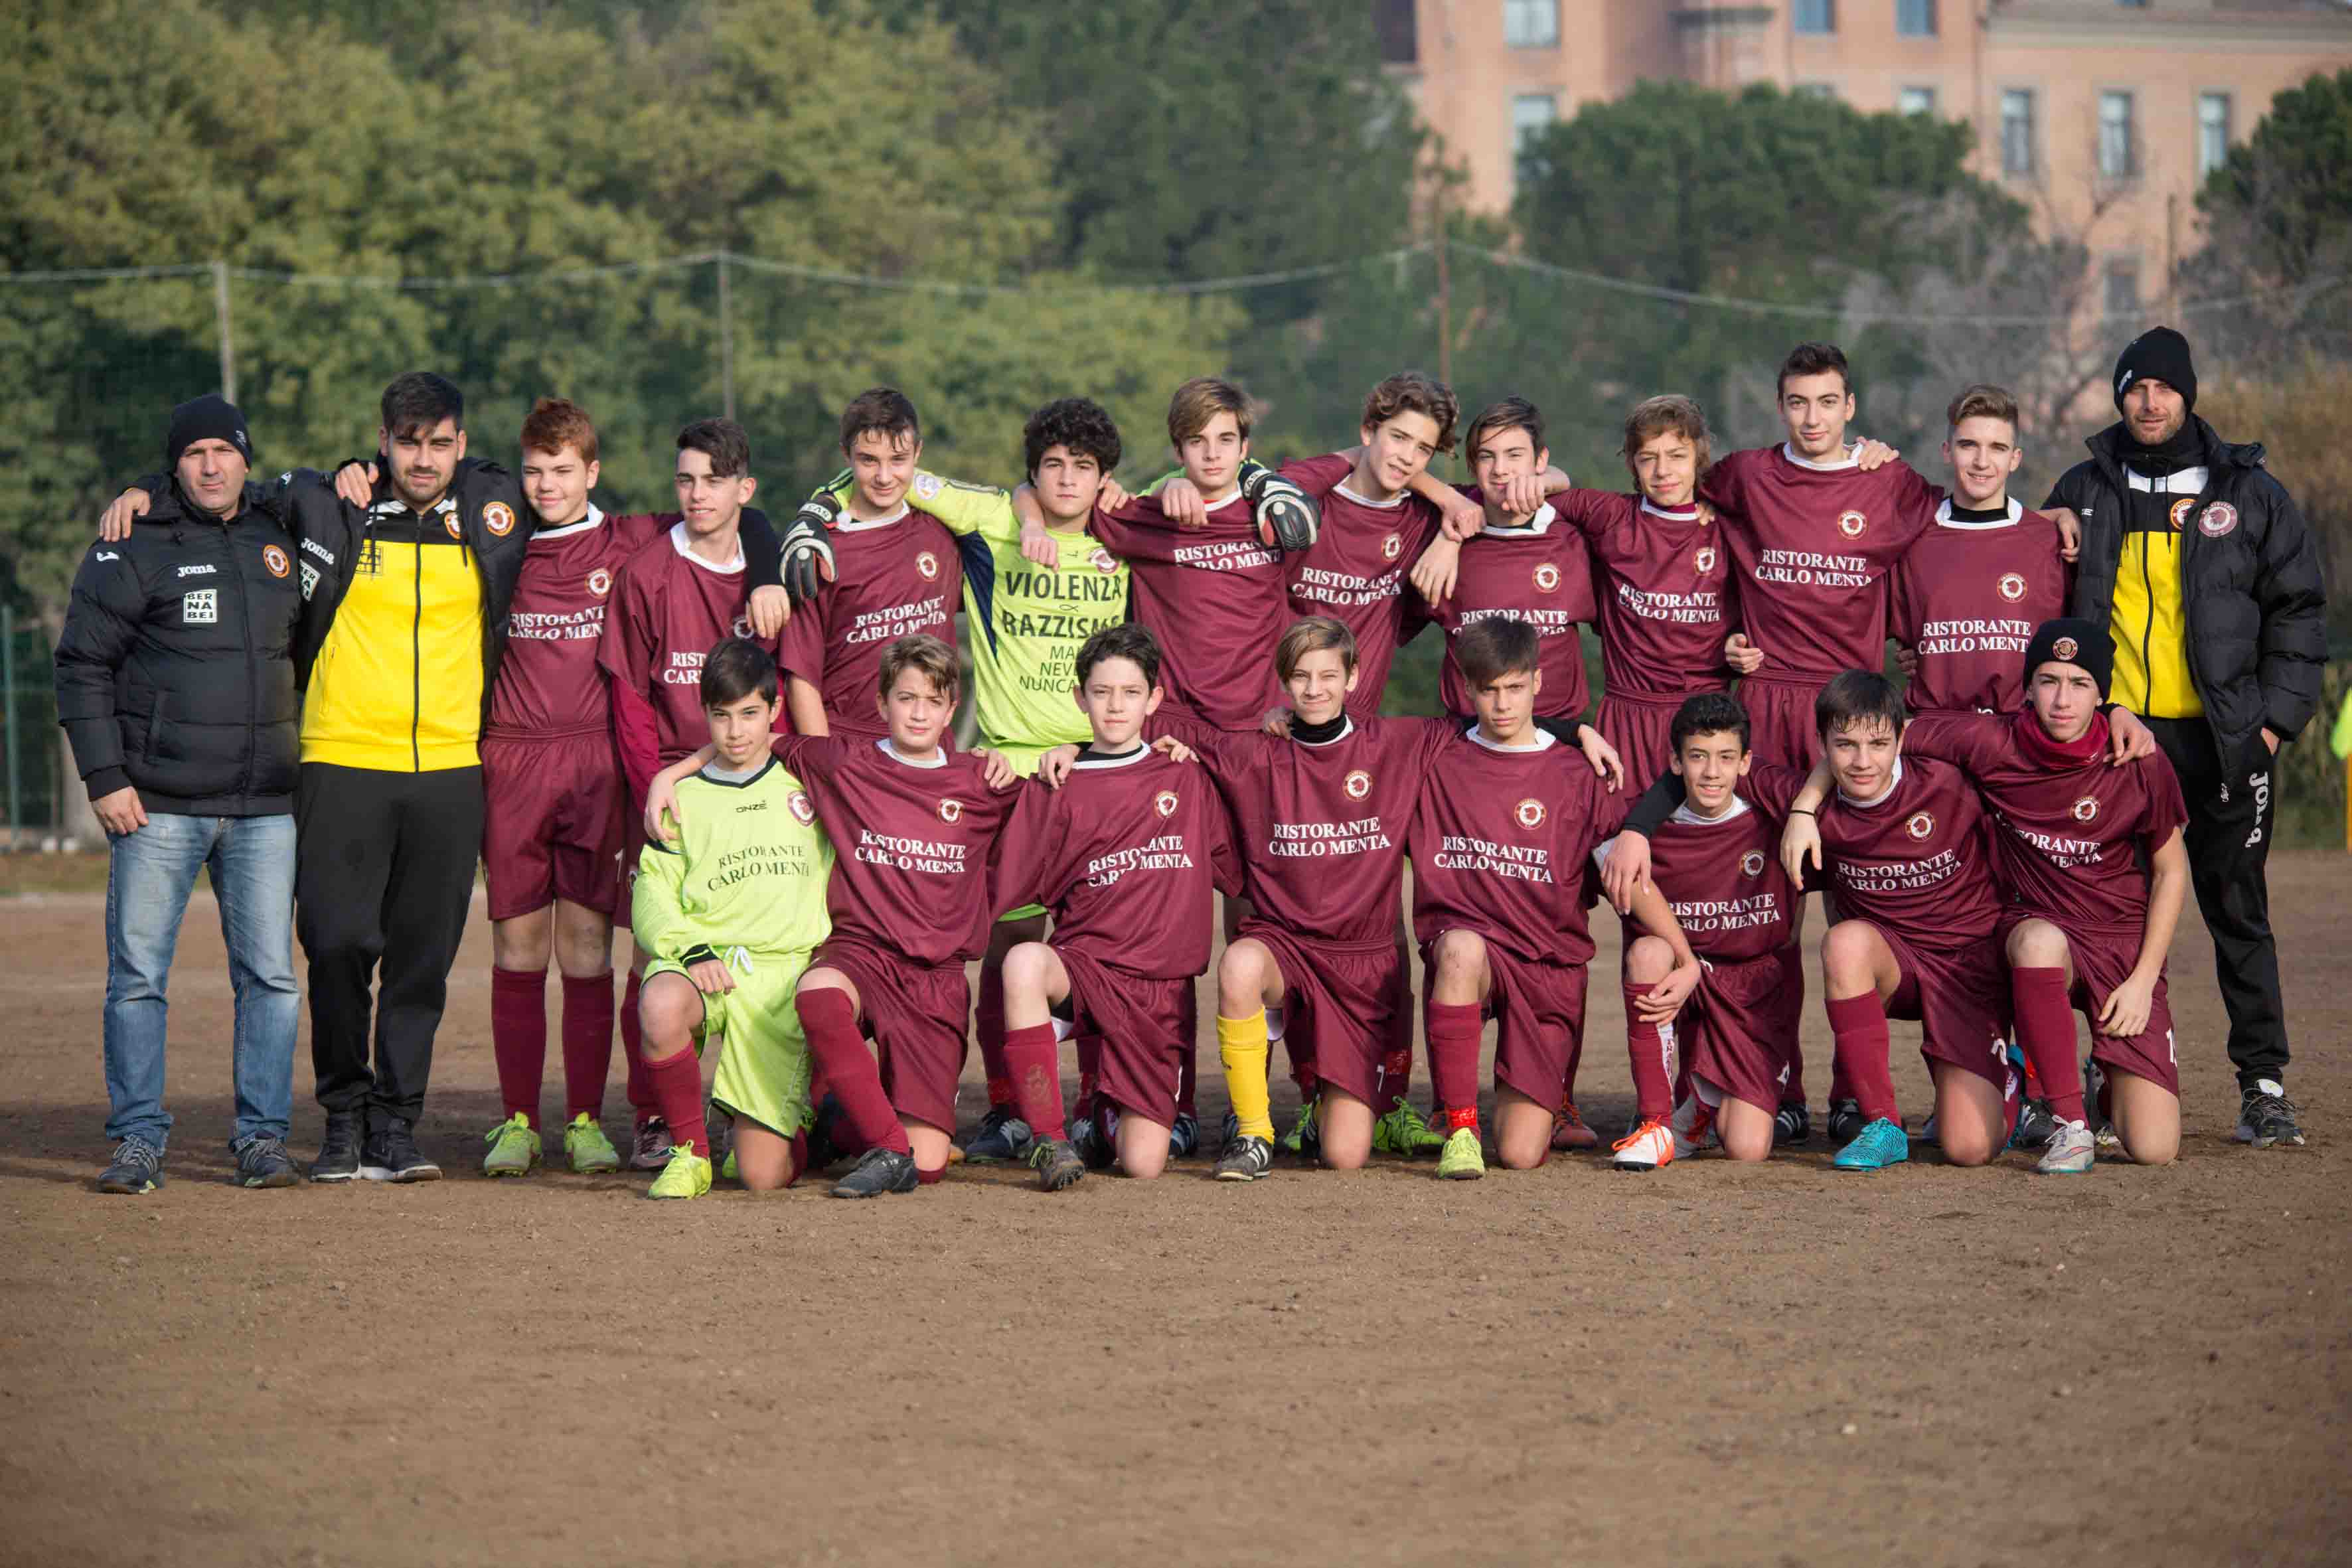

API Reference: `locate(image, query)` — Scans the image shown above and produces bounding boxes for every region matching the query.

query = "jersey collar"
[1836,756,1905,810]
[836,501,912,533]
[1466,726,1555,753]
[1333,481,1407,510]
[1482,501,1557,538]
[1073,744,1154,771]
[668,520,744,574]
[1780,441,1861,473]
[876,738,948,769]
[1933,497,2023,530]
[532,503,604,542]
[1670,795,1751,826]
[1639,499,1702,523]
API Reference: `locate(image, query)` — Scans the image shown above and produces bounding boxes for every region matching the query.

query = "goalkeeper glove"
[779,489,840,603]
[1239,463,1319,552]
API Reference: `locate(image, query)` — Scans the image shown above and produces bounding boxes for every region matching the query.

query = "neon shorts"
[643,945,817,1137]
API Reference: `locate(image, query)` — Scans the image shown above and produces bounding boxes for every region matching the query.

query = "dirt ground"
[2,852,2345,1568]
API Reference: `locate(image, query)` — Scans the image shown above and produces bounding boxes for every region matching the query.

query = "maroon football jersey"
[1904,712,2188,939]
[1091,491,1289,731]
[994,747,1243,979]
[1891,500,2070,714]
[599,523,777,766]
[1407,730,1624,967]
[775,506,961,740]
[1555,488,1734,700]
[1174,713,1457,945]
[1618,785,1802,964]
[1279,453,1442,717]
[1701,446,1938,680]
[1426,489,1597,719]
[1758,756,2003,951]
[492,508,658,736]
[772,735,1036,967]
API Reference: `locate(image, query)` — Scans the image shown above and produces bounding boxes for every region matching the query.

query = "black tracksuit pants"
[2145,718,2288,1090]
[297,763,484,1125]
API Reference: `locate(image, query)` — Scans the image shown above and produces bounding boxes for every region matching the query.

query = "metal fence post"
[3,603,19,834]
[214,259,236,404]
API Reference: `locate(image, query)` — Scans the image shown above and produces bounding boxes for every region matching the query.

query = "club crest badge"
[2168,498,2195,532]
[913,473,943,502]
[1154,790,1180,819]
[1837,509,1867,538]
[1695,546,1717,573]
[731,615,752,639]
[789,791,817,826]
[1533,563,1561,593]
[1741,850,1765,878]
[262,544,290,578]
[1343,769,1373,801]
[445,512,465,540]
[2053,635,2079,661]
[483,501,516,536]
[1905,811,1935,840]
[2199,502,2239,537]
[2071,797,2099,823]
[1514,799,1545,830]
[588,568,613,597]
[937,797,963,824]
[1089,548,1119,574]
[1381,533,1403,562]
[1998,572,2026,602]
[916,551,941,581]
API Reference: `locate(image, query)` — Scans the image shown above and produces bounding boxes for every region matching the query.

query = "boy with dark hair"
[630,639,835,1199]
[1889,384,2069,716]
[994,623,1241,1187]
[1411,617,1699,1178]
[646,634,1036,1198]
[775,388,963,740]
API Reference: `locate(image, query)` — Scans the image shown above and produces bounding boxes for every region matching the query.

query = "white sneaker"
[1668,1095,1719,1158]
[2037,1119,2096,1175]
[1612,1119,1677,1171]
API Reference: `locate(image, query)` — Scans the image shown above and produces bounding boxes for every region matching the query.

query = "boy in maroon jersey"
[1411,618,1699,1178]
[776,389,963,740]
[1773,672,2026,1172]
[994,624,1241,1188]
[1890,385,2069,716]
[647,634,1033,1198]
[596,418,787,1168]
[1891,621,2186,1173]
[1596,692,1812,1167]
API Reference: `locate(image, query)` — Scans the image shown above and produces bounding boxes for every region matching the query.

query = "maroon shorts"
[2001,915,2179,1095]
[1871,925,2019,1107]
[812,935,971,1135]
[1597,690,1715,792]
[1241,923,1402,1107]
[1482,944,1589,1107]
[613,807,649,933]
[1683,947,1803,1115]
[1734,676,1826,773]
[481,732,624,921]
[1055,948,1191,1128]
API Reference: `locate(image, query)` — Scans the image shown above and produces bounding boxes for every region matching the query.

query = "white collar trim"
[1670,795,1751,827]
[1466,726,1555,753]
[1780,441,1861,472]
[1934,497,2023,530]
[1484,501,1557,538]
[1837,756,1905,810]
[876,738,948,769]
[836,501,911,532]
[1073,745,1154,771]
[1640,499,1702,522]
[2124,466,2210,495]
[1294,716,1356,748]
[531,503,604,541]
[668,520,744,574]
[1333,481,1407,510]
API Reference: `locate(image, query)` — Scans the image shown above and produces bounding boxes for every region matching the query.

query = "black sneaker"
[629,1117,674,1172]
[311,1113,362,1183]
[1028,1136,1087,1192]
[97,1137,165,1194]
[361,1118,442,1182]
[2011,1096,2059,1152]
[1826,1098,1865,1144]
[830,1146,919,1198]
[1772,1101,1811,1147]
[963,1105,1033,1164]
[2236,1081,2306,1148]
[233,1135,299,1189]
[1215,1133,1275,1182]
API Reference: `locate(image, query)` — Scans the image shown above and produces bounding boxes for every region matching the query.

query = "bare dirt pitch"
[3,852,2345,1568]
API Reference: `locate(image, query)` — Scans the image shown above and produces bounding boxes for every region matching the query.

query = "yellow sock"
[1217,1010,1274,1141]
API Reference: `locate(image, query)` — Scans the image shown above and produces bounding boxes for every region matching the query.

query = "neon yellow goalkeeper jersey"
[824,469,1130,757]
[633,757,834,961]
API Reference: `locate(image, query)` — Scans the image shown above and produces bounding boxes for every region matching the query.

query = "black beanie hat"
[2024,617,2115,702]
[165,393,254,469]
[2113,325,2196,416]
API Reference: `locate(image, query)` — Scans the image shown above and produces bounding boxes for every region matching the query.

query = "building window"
[1794,0,1835,33]
[2098,90,2136,179]
[1512,92,1557,180]
[1899,86,1936,117]
[1897,0,1936,35]
[2001,89,2035,174]
[1503,0,1559,48]
[2198,92,2233,179]
[1793,82,1838,102]
[2104,261,2140,320]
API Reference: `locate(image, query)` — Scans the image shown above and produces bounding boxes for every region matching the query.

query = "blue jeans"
[104,812,299,1147]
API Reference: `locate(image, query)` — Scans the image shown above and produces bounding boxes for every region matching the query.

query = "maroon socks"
[1624,983,1676,1124]
[1000,1022,1068,1141]
[490,966,547,1127]
[2011,966,2086,1125]
[1826,993,1897,1124]
[559,972,614,1123]
[795,987,910,1156]
[1425,1000,1483,1133]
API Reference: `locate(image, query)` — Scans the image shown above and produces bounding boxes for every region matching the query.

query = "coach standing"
[2044,327,2326,1148]
[56,396,304,1193]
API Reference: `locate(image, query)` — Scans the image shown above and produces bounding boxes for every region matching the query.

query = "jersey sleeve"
[1741,763,1812,823]
[1281,453,1356,499]
[773,584,832,686]
[2135,751,2189,854]
[1697,449,1749,514]
[1901,712,2010,775]
[769,732,842,781]
[1085,501,1178,564]
[1204,793,1245,898]
[985,778,1059,915]
[739,507,783,591]
[907,473,1019,543]
[630,824,695,963]
[1551,487,1621,543]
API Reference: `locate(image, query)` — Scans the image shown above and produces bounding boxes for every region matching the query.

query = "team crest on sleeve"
[483,502,516,536]
[1533,563,1561,593]
[916,551,941,581]
[2070,796,2099,823]
[1836,510,1867,538]
[937,797,963,824]
[913,473,942,501]
[1343,769,1373,801]
[2053,635,2079,661]
[262,544,291,578]
[1513,798,1545,830]
[2199,503,2238,537]
[1154,789,1180,818]
[2167,498,2195,532]
[588,568,613,597]
[1695,546,1717,573]
[1089,548,1119,574]
[1904,811,1934,840]
[1740,850,1765,878]
[1381,533,1403,562]
[1998,572,2025,602]
[789,791,817,825]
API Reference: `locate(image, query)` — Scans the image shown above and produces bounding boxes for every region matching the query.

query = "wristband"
[1788,807,1816,817]
[680,944,719,969]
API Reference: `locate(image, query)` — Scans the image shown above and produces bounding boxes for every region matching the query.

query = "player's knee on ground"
[1624,933,1677,986]
[637,973,703,1061]
[2110,1072,2181,1166]
[1494,1094,1551,1170]
[731,1124,800,1191]
[1318,1090,1373,1169]
[1117,1117,1170,1180]
[902,1117,953,1175]
[1932,1070,2007,1166]
[2003,917,2071,971]
[1719,1101,1774,1162]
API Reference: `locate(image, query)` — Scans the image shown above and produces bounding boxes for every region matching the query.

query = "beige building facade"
[1385,0,2352,307]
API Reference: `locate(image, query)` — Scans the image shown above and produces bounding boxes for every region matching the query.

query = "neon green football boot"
[1279,1099,1320,1158]
[1435,1125,1486,1180]
[562,1113,621,1174]
[647,1146,713,1200]
[1372,1097,1447,1156]
[481,1113,541,1178]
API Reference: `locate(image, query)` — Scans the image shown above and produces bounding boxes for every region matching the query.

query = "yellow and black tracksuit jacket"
[282,460,532,771]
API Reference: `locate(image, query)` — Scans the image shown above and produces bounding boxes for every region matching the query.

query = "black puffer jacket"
[2048,416,2328,759]
[54,481,304,815]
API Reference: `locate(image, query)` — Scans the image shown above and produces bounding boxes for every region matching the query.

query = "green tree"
[2186,66,2352,362]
